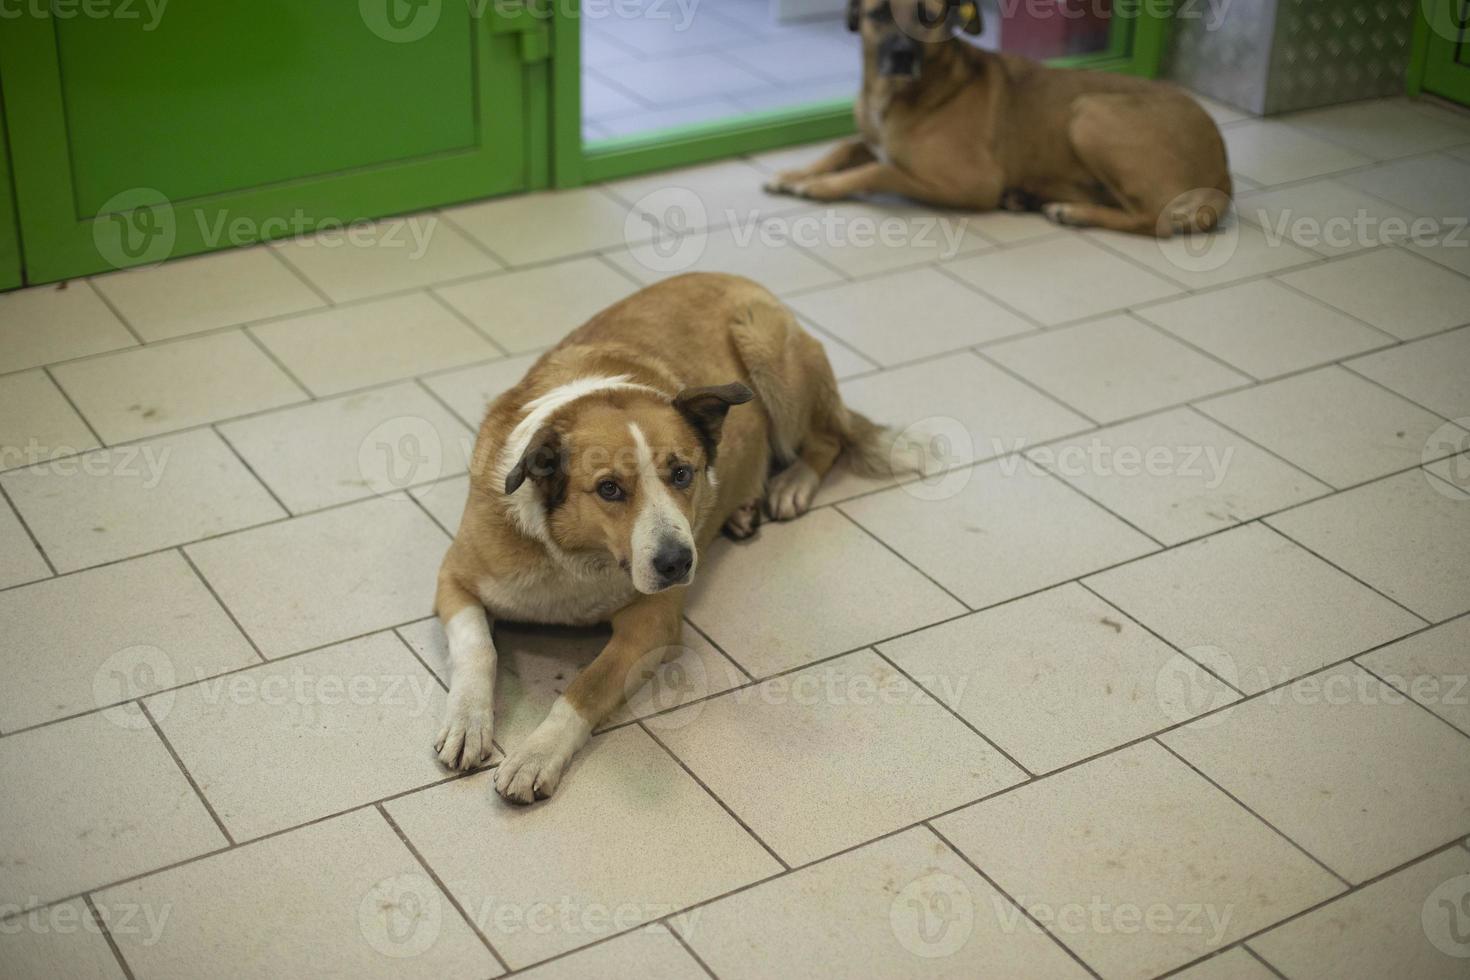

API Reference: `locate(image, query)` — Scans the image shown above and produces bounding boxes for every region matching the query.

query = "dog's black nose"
[653,543,694,584]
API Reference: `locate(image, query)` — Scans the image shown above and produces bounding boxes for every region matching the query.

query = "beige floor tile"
[1286,99,1470,160]
[1038,408,1329,544]
[1193,96,1250,126]
[250,293,499,397]
[1087,523,1423,694]
[1426,453,1470,494]
[0,897,126,980]
[658,650,1025,866]
[0,552,258,732]
[788,267,1031,366]
[945,236,1180,326]
[271,216,499,303]
[410,474,470,534]
[0,497,49,590]
[1137,280,1392,380]
[1169,948,1276,980]
[1,428,285,573]
[50,331,305,444]
[515,925,704,980]
[1161,663,1470,883]
[90,247,323,341]
[1358,618,1470,736]
[0,282,135,374]
[606,222,843,295]
[985,315,1248,424]
[785,200,994,278]
[608,158,805,232]
[0,370,100,473]
[398,616,746,743]
[0,712,226,909]
[1406,233,1470,278]
[185,494,448,657]
[1223,120,1373,185]
[881,583,1238,773]
[1278,248,1470,341]
[435,258,634,354]
[933,741,1345,980]
[842,460,1156,610]
[1249,846,1470,979]
[683,827,1088,979]
[95,808,501,980]
[442,187,637,266]
[1268,469,1470,622]
[685,508,964,676]
[804,322,879,380]
[385,726,782,969]
[1198,366,1464,489]
[148,633,447,840]
[218,382,474,513]
[1340,153,1470,219]
[419,351,538,427]
[1235,178,1420,256]
[1347,325,1470,419]
[1084,220,1319,291]
[834,350,1090,476]
[962,211,1063,244]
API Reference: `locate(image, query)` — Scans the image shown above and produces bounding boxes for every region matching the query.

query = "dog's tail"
[1163,186,1231,236]
[836,407,932,478]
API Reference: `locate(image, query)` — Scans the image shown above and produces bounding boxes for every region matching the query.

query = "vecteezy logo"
[626,645,708,731]
[93,188,175,269]
[360,0,441,42]
[358,416,444,495]
[1155,646,1238,728]
[1155,188,1238,274]
[624,187,708,274]
[1423,872,1470,958]
[359,874,442,958]
[1422,419,1470,499]
[890,871,974,958]
[93,645,177,730]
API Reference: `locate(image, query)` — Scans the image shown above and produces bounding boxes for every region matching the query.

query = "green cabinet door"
[1421,0,1470,105]
[0,1,547,284]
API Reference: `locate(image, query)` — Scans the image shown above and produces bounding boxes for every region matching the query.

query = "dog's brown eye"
[670,465,693,489]
[597,480,625,501]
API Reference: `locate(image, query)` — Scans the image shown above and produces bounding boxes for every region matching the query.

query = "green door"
[0,1,548,285]
[1421,0,1470,105]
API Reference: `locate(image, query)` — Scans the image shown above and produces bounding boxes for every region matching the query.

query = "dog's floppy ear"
[951,0,983,35]
[674,383,754,461]
[846,0,861,31]
[504,425,568,504]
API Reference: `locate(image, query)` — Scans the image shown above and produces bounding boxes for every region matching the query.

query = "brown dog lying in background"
[766,0,1232,237]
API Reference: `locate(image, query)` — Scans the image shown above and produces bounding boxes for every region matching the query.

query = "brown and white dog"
[433,272,909,803]
[765,0,1232,237]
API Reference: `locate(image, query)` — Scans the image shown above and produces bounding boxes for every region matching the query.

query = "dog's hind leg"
[765,138,875,195]
[1043,200,1156,234]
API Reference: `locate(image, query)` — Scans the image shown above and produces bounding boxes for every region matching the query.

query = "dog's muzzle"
[877,35,921,78]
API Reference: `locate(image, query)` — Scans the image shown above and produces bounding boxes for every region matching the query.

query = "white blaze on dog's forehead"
[495,374,664,548]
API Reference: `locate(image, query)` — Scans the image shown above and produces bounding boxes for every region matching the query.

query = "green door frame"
[0,88,22,291]
[1410,0,1470,105]
[0,6,546,286]
[553,1,1174,186]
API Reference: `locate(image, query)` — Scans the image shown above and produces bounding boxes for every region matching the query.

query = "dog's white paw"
[722,500,762,540]
[434,681,495,771]
[766,459,821,520]
[493,742,572,804]
[763,172,804,196]
[1042,202,1076,227]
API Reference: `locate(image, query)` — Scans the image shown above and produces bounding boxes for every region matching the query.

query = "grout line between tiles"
[1257,521,1432,626]
[262,242,335,307]
[210,423,293,518]
[1339,353,1470,427]
[1350,658,1470,742]
[0,479,58,578]
[140,699,235,847]
[83,279,147,348]
[680,615,755,683]
[1022,452,1169,550]
[665,922,722,980]
[376,803,513,975]
[41,364,108,450]
[829,506,973,611]
[871,645,1036,778]
[637,720,791,872]
[240,326,315,401]
[83,893,139,980]
[966,346,1101,425]
[925,822,1106,979]
[1240,942,1290,980]
[1153,737,1351,889]
[178,547,270,664]
[424,287,513,358]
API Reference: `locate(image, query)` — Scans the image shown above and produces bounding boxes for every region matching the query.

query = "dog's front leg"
[494,589,683,804]
[765,138,875,195]
[434,574,498,771]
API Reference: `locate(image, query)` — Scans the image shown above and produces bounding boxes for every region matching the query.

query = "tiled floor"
[2,96,1470,979]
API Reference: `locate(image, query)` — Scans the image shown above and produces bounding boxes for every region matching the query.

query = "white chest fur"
[476,564,638,627]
